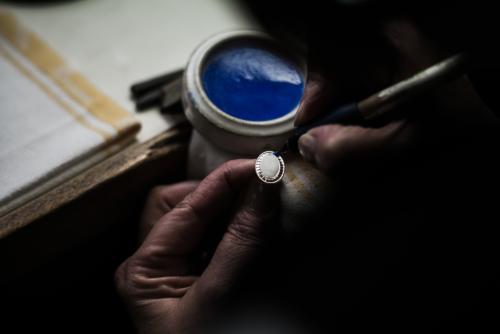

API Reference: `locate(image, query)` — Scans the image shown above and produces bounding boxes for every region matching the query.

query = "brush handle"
[285,53,467,153]
[358,53,467,120]
[286,103,364,152]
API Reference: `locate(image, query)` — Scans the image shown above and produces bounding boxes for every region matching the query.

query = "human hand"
[296,19,499,174]
[115,160,278,334]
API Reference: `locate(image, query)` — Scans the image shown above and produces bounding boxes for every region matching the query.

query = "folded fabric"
[0,11,140,216]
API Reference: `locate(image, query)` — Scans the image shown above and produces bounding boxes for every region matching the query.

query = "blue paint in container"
[202,46,304,122]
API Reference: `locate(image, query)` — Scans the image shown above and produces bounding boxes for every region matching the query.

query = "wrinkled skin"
[116,17,500,334]
[115,160,279,334]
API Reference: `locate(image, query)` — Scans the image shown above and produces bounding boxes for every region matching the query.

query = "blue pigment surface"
[202,46,304,122]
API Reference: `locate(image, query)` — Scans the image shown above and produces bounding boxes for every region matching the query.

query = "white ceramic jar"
[182,30,333,231]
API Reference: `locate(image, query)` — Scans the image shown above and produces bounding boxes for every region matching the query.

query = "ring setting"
[255,151,285,184]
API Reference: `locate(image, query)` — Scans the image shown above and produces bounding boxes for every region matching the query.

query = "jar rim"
[184,30,307,138]
[182,30,307,154]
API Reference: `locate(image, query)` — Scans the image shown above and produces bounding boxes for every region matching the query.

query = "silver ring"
[255,151,285,184]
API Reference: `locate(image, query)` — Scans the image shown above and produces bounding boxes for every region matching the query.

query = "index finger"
[139,181,200,242]
[137,159,255,258]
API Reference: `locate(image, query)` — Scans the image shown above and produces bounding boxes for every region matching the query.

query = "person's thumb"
[184,180,280,307]
[298,121,414,173]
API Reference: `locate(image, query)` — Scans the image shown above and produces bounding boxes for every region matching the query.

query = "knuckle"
[147,185,178,213]
[146,186,169,211]
[115,260,133,297]
[220,160,239,180]
[221,159,240,170]
[174,199,200,223]
[114,257,148,299]
[212,160,242,192]
[217,160,238,178]
[138,243,167,261]
[149,186,165,202]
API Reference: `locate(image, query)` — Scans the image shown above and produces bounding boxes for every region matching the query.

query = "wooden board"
[0,125,191,280]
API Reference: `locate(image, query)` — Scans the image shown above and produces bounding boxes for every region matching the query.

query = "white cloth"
[5,0,257,142]
[0,12,139,215]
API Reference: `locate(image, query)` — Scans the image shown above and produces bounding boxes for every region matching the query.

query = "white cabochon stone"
[260,153,280,179]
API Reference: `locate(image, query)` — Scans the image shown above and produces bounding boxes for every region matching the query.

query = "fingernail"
[298,134,316,163]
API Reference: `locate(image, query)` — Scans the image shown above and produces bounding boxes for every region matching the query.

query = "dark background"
[2,0,500,332]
